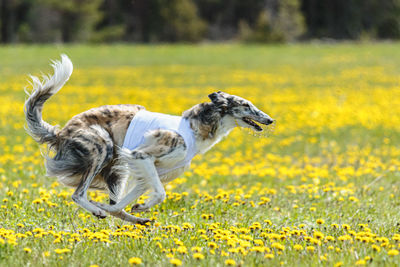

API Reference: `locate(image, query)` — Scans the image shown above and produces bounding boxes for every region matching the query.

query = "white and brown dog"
[24,55,274,224]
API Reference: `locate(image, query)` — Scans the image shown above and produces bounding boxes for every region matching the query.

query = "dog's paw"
[92,208,107,219]
[135,217,153,226]
[131,203,149,213]
[90,200,115,212]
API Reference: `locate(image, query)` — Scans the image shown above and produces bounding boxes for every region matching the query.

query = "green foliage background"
[3,0,400,43]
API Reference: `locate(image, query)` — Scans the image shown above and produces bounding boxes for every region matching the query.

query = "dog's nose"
[266,118,274,125]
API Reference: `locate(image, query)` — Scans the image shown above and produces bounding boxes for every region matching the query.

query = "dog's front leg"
[130,185,166,213]
[92,150,164,223]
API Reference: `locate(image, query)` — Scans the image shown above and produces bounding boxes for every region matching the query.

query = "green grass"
[0,43,400,266]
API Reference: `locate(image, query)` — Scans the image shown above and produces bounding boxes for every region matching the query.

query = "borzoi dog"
[24,55,274,224]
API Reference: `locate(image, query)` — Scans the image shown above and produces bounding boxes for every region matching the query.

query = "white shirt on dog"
[123,110,196,176]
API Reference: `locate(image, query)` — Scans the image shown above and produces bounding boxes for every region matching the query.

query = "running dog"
[24,55,274,224]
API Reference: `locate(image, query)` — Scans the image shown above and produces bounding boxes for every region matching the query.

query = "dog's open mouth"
[242,117,264,132]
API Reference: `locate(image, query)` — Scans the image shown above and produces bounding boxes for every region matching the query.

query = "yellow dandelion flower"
[293,244,303,251]
[24,247,32,253]
[388,249,399,256]
[371,245,380,252]
[191,247,202,253]
[314,231,324,239]
[250,246,265,253]
[306,246,315,252]
[355,259,366,265]
[32,199,42,204]
[342,224,351,230]
[193,253,205,260]
[177,246,187,254]
[264,253,274,259]
[225,259,236,265]
[165,253,173,258]
[325,236,335,241]
[264,220,272,225]
[271,242,285,251]
[54,248,71,254]
[349,196,359,202]
[169,258,182,266]
[128,257,142,265]
[208,242,218,249]
[254,239,264,246]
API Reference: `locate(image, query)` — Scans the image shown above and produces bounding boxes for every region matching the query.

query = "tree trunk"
[1,0,16,43]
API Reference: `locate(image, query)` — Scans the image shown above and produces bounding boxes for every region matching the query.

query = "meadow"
[0,43,400,266]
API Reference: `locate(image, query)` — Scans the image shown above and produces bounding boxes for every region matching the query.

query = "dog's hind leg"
[100,165,127,205]
[106,173,123,205]
[72,165,108,218]
[70,125,114,218]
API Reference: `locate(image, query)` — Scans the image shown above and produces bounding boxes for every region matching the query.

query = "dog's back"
[59,104,144,148]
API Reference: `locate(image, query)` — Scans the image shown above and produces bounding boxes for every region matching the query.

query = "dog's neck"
[182,102,236,154]
[194,116,236,154]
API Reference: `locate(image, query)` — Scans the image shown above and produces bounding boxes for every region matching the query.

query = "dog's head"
[208,91,274,132]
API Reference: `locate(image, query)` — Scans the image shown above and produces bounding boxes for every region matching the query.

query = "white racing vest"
[122,110,197,176]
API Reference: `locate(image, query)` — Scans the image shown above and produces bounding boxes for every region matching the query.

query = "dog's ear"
[208,91,228,108]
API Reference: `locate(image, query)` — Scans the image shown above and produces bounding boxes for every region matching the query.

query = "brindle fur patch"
[182,102,222,139]
[59,104,144,147]
[139,129,186,159]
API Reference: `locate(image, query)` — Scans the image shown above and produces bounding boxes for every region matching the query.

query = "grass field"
[0,43,400,266]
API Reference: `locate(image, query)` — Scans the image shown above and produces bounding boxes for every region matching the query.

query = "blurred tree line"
[1,0,400,43]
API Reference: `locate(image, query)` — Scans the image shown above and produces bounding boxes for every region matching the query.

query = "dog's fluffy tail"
[24,54,73,147]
